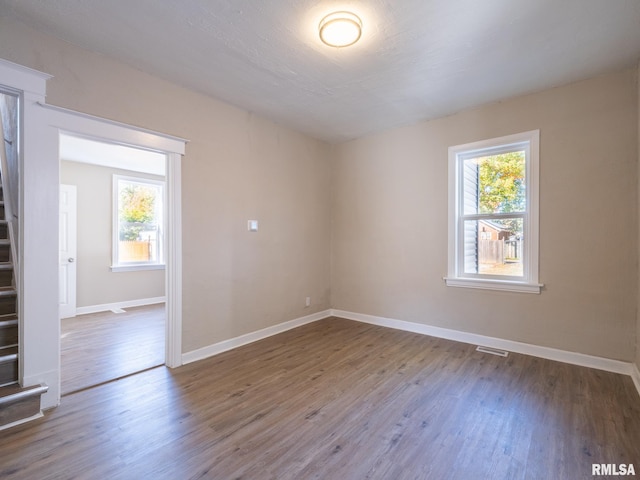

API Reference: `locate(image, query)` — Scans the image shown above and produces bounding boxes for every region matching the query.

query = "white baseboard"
[182,309,332,365]
[179,306,640,400]
[75,296,166,316]
[631,364,640,398]
[331,309,635,378]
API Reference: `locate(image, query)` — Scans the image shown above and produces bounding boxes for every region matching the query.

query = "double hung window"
[112,175,165,271]
[446,130,541,293]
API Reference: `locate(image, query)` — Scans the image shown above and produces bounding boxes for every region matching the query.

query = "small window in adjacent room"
[112,175,165,271]
[445,130,541,293]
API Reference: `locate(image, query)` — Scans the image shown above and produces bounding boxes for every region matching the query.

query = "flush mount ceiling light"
[319,11,362,47]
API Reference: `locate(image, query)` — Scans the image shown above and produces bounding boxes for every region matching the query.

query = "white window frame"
[112,175,166,272]
[445,130,542,294]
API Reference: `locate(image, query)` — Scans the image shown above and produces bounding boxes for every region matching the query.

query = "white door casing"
[1,58,184,409]
[44,103,186,376]
[59,184,77,319]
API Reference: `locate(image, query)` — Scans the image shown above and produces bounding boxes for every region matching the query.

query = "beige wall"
[332,69,638,361]
[0,16,331,353]
[60,160,165,307]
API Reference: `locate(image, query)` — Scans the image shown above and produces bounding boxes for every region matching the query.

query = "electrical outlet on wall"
[305,296,311,308]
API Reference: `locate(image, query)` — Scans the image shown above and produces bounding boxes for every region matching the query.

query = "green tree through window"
[119,184,157,241]
[114,176,164,266]
[478,151,525,214]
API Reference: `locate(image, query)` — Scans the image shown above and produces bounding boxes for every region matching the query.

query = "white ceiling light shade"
[319,11,362,47]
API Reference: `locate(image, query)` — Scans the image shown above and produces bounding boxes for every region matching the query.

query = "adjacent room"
[0,1,639,478]
[58,134,167,394]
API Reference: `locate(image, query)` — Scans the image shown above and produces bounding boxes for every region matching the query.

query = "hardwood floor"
[3,317,639,479]
[61,304,165,395]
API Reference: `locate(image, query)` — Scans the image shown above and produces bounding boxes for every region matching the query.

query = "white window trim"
[445,130,542,294]
[112,174,166,272]
[111,264,165,273]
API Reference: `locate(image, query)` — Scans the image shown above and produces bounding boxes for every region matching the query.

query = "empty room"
[0,1,639,479]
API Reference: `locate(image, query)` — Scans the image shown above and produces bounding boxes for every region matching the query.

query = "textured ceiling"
[2,0,640,143]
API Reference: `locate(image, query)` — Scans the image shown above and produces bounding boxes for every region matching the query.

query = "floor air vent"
[476,346,509,357]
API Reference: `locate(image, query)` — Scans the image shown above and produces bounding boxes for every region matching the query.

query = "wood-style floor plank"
[2,317,639,479]
[60,304,165,395]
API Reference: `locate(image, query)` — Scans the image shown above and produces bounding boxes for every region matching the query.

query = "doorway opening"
[59,133,168,395]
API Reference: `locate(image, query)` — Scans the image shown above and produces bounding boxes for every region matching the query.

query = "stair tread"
[0,239,9,245]
[0,345,18,359]
[0,383,48,402]
[0,384,27,398]
[0,263,13,270]
[0,318,17,328]
[0,287,16,297]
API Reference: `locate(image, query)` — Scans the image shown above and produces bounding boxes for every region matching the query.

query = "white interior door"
[59,184,77,319]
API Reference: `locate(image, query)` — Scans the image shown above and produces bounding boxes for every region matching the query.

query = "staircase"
[0,201,19,387]
[0,175,47,430]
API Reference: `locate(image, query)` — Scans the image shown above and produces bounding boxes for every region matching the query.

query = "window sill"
[444,277,542,294]
[111,264,166,273]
